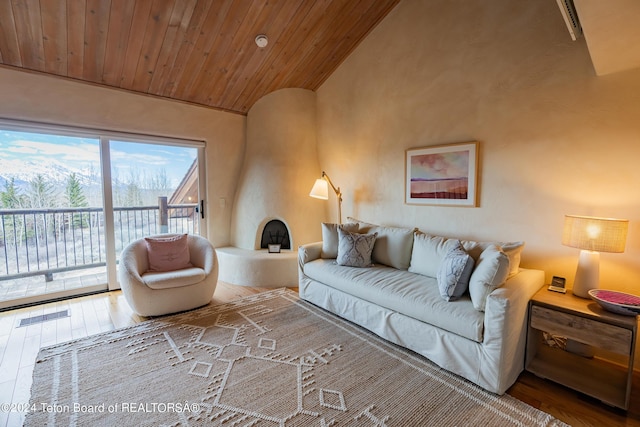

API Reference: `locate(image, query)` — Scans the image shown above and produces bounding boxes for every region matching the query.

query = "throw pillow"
[436,241,475,301]
[345,218,416,269]
[336,228,377,268]
[368,225,416,270]
[408,232,459,278]
[500,241,525,278]
[468,244,510,311]
[321,222,359,258]
[461,240,525,279]
[145,234,192,272]
[346,216,378,233]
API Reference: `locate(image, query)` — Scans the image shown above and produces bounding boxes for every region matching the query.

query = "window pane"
[0,130,106,305]
[109,141,199,258]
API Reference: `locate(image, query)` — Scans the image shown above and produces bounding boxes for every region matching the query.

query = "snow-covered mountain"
[0,158,99,189]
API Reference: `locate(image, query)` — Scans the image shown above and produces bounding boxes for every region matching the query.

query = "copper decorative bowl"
[588,289,640,316]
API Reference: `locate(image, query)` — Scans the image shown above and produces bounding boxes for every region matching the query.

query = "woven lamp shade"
[562,215,629,253]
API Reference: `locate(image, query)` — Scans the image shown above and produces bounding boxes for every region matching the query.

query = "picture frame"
[405,142,478,206]
[268,244,281,253]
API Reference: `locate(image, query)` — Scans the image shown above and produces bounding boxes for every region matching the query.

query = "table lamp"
[561,215,629,298]
[310,171,342,224]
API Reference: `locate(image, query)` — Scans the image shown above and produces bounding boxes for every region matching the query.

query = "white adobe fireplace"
[217,217,297,287]
[217,88,325,287]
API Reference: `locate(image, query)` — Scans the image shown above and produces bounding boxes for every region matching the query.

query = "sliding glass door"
[108,140,201,269]
[0,121,205,309]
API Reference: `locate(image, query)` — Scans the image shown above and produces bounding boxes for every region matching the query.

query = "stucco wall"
[0,67,245,248]
[231,88,325,249]
[316,0,640,294]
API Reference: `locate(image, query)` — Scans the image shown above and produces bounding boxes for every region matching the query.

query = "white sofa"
[298,220,544,395]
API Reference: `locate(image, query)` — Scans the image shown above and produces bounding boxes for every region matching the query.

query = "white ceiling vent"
[556,0,582,40]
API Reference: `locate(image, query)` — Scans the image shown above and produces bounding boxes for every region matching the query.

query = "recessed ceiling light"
[255,34,268,48]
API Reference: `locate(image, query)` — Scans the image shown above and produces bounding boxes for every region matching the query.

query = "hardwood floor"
[0,282,638,427]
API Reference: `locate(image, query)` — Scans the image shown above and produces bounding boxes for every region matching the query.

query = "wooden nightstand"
[525,288,638,410]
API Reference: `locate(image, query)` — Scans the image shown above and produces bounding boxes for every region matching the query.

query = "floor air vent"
[18,310,69,327]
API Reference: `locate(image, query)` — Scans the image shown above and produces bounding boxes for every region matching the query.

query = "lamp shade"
[562,215,628,253]
[309,178,329,200]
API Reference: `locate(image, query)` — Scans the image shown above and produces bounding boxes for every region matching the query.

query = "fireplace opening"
[260,219,291,250]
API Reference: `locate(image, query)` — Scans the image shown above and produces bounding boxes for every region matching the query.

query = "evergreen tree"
[0,178,26,246]
[65,173,88,208]
[0,177,24,208]
[65,173,89,228]
[125,182,143,206]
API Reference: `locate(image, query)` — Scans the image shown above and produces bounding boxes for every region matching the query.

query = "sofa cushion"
[408,233,459,278]
[462,240,525,279]
[346,216,377,233]
[369,225,415,270]
[501,241,525,278]
[144,234,192,272]
[346,218,415,270]
[303,259,484,342]
[437,241,475,301]
[142,267,205,290]
[468,245,510,311]
[321,222,359,258]
[336,229,377,267]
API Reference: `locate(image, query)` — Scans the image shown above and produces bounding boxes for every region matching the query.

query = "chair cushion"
[142,267,206,290]
[145,234,192,272]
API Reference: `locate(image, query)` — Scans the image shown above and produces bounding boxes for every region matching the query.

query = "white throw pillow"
[462,240,525,279]
[345,218,415,269]
[436,241,475,301]
[500,241,525,278]
[409,233,459,278]
[368,225,416,270]
[321,222,359,258]
[346,216,378,233]
[468,244,510,311]
[336,228,377,268]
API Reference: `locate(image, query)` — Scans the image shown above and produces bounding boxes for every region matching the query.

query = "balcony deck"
[0,267,108,308]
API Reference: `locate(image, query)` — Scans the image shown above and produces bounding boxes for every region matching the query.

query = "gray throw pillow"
[336,228,377,268]
[436,241,475,301]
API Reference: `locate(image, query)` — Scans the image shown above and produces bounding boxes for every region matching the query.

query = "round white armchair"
[118,234,218,316]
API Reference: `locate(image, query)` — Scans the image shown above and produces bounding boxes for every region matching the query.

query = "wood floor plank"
[7,364,34,425]
[0,379,15,427]
[0,324,26,384]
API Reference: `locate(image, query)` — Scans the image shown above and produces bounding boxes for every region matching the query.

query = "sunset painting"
[405,142,478,206]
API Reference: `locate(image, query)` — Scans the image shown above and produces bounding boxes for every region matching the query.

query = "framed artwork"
[405,142,478,206]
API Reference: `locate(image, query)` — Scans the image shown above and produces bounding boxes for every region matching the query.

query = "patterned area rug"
[26,289,567,426]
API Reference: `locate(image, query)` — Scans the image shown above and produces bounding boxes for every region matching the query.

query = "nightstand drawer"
[530,305,631,355]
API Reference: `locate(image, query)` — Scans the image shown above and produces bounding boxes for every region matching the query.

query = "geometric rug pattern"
[25,288,567,426]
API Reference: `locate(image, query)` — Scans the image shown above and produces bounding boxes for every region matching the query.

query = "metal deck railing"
[0,202,198,282]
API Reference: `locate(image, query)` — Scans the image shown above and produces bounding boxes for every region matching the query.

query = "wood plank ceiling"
[0,0,400,115]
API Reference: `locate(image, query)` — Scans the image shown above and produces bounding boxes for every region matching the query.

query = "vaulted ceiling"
[0,0,400,115]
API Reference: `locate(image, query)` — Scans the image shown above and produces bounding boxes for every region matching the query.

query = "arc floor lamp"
[310,171,343,224]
